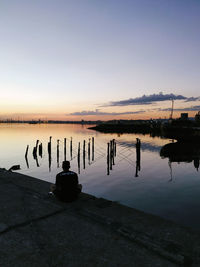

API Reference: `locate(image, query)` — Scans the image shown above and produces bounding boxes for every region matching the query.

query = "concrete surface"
[0,168,200,266]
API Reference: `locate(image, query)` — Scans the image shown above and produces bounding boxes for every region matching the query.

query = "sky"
[0,0,200,120]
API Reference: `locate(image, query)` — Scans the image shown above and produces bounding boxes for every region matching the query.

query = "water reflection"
[25,156,29,168]
[2,123,200,229]
[33,153,39,167]
[116,140,162,153]
[160,141,200,171]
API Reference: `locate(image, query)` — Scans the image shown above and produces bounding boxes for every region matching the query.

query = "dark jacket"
[55,170,79,202]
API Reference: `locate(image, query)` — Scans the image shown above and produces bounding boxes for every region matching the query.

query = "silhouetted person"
[50,161,82,202]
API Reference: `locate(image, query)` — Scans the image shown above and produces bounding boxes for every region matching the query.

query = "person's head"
[62,160,70,171]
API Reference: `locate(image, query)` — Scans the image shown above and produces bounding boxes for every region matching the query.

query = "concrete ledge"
[0,169,200,266]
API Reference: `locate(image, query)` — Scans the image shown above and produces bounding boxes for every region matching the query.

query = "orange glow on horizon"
[0,110,198,121]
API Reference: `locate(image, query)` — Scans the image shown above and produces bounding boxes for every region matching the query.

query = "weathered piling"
[92,137,94,161]
[112,139,115,165]
[25,144,29,168]
[57,139,60,168]
[70,137,72,160]
[107,142,110,175]
[33,140,39,158]
[39,143,43,158]
[48,136,52,172]
[83,140,86,169]
[88,138,91,164]
[25,145,29,158]
[83,140,86,154]
[78,142,80,174]
[114,139,117,157]
[48,153,52,172]
[36,140,39,153]
[135,138,141,177]
[48,136,52,155]
[64,138,66,161]
[33,147,36,158]
[110,140,113,170]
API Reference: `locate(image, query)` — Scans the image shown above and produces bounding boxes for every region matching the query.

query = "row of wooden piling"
[24,136,141,177]
[25,136,95,172]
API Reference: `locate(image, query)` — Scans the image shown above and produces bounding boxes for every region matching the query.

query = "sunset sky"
[0,0,200,120]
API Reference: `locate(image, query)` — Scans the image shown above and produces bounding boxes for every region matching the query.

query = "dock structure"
[0,169,199,266]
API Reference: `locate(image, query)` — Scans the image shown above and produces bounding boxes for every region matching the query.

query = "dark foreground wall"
[0,169,199,266]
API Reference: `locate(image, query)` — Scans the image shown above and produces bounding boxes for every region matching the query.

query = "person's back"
[53,161,82,202]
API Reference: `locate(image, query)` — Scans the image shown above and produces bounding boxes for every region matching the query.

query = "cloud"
[184,97,200,102]
[159,105,200,112]
[69,109,146,116]
[102,92,200,107]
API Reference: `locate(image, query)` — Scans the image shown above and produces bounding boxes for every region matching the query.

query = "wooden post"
[39,143,43,158]
[33,140,39,158]
[64,138,66,161]
[78,142,80,154]
[83,140,86,169]
[112,139,115,165]
[88,138,91,164]
[78,142,80,174]
[57,139,60,168]
[83,140,86,154]
[92,137,94,161]
[114,139,116,157]
[48,136,52,154]
[35,140,39,154]
[25,145,29,158]
[48,153,51,172]
[107,142,110,175]
[70,137,72,160]
[135,138,141,177]
[48,136,52,172]
[25,144,29,168]
[33,147,36,158]
[110,140,113,170]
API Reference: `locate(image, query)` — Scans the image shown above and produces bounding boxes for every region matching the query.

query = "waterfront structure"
[195,111,200,123]
[180,113,188,120]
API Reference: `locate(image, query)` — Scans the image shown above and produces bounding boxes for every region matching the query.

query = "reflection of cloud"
[185,97,200,102]
[101,92,200,107]
[69,109,146,116]
[159,105,200,112]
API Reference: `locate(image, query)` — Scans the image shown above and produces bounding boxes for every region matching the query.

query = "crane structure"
[169,99,174,120]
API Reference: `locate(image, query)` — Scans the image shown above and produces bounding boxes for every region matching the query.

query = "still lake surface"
[1,123,200,230]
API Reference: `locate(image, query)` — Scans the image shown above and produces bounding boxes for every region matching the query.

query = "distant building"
[195,111,200,123]
[180,113,188,120]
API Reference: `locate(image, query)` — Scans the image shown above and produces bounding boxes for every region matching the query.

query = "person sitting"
[50,160,82,202]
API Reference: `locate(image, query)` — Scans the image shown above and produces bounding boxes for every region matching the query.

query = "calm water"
[1,123,200,230]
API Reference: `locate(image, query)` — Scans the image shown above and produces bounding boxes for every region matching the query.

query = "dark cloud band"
[69,109,146,116]
[102,93,199,107]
